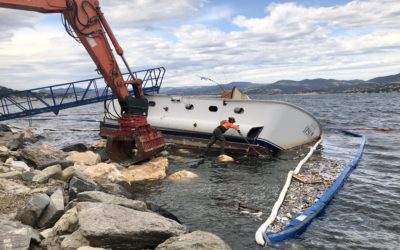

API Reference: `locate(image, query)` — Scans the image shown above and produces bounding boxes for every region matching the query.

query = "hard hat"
[228,117,236,123]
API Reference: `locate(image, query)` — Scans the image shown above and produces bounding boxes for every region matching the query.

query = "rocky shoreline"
[0,124,231,250]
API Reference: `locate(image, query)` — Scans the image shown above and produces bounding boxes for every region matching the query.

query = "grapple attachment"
[106,114,164,165]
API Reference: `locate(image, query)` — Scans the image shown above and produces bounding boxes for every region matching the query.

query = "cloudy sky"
[0,0,400,90]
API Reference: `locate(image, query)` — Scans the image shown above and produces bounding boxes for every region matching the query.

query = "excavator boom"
[0,0,164,163]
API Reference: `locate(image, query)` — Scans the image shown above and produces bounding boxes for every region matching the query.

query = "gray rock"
[155,231,232,250]
[61,230,90,250]
[0,131,21,150]
[32,164,62,183]
[16,193,50,227]
[77,247,106,250]
[62,143,88,153]
[77,202,186,250]
[20,145,66,169]
[68,174,99,200]
[37,189,65,228]
[0,124,12,132]
[0,219,40,250]
[77,191,147,211]
[98,182,134,199]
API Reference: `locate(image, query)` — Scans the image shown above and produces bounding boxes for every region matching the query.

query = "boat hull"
[100,95,322,154]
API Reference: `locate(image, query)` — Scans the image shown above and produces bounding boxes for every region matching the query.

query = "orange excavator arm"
[0,0,164,163]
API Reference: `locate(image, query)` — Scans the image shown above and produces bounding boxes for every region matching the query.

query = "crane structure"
[0,0,165,164]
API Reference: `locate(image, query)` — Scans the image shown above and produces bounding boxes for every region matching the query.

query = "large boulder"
[61,229,90,250]
[77,202,186,250]
[0,219,40,250]
[75,163,126,183]
[20,144,66,170]
[121,157,169,183]
[155,231,232,250]
[32,164,62,183]
[15,193,50,227]
[68,174,99,200]
[37,189,65,228]
[77,191,146,211]
[52,207,79,235]
[66,151,101,166]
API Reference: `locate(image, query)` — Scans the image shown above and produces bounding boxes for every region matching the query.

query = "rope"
[255,137,323,246]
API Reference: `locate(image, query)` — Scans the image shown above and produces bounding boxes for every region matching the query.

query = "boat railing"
[0,67,165,121]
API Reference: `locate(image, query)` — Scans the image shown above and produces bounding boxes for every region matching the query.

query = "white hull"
[101,95,321,154]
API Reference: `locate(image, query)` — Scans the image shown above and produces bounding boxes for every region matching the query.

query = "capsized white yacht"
[100,87,321,155]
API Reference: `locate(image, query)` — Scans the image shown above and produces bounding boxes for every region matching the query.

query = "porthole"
[234,107,244,114]
[149,101,156,107]
[185,104,194,110]
[209,106,218,112]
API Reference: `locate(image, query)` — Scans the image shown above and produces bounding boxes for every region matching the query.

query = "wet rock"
[61,229,90,250]
[66,151,101,166]
[77,202,186,250]
[146,202,181,224]
[0,219,40,250]
[32,164,62,183]
[155,231,232,250]
[0,179,31,194]
[121,157,169,183]
[37,189,65,228]
[217,154,234,162]
[20,144,66,170]
[98,183,134,199]
[77,191,147,211]
[75,163,126,183]
[168,170,198,180]
[68,173,99,200]
[16,193,50,227]
[62,143,88,153]
[77,247,106,250]
[53,207,79,235]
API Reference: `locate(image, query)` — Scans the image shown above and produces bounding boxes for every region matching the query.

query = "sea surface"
[3,92,400,250]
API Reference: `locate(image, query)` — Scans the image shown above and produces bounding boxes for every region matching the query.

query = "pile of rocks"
[269,156,346,232]
[0,124,230,249]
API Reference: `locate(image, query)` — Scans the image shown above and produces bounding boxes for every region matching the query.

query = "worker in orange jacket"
[205,117,240,155]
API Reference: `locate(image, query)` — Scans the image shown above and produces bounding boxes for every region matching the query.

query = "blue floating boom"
[264,129,367,244]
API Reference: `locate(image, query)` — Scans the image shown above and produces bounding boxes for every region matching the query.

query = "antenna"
[198,75,225,92]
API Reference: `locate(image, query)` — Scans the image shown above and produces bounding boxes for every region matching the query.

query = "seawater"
[4,93,400,249]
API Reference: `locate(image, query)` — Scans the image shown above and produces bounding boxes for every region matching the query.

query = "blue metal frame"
[0,67,165,121]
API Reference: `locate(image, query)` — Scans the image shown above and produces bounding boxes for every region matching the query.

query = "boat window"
[234,107,244,114]
[149,101,156,107]
[185,104,194,110]
[209,106,218,112]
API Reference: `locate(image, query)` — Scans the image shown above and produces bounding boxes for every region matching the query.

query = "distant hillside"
[2,72,400,97]
[160,82,262,95]
[0,85,16,96]
[368,73,400,84]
